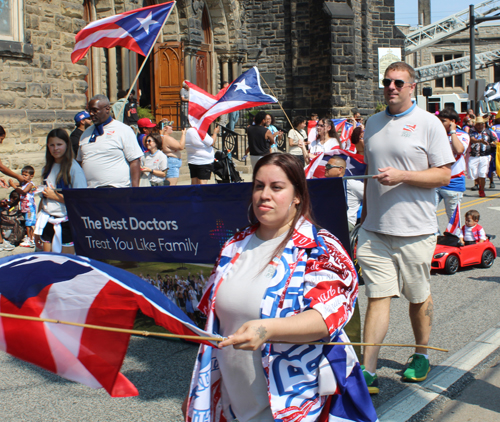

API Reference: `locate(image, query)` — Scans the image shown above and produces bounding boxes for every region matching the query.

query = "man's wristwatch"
[449,130,456,135]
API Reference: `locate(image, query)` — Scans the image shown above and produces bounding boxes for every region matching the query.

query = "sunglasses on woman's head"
[382,78,411,88]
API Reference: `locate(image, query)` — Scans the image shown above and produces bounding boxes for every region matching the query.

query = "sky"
[394,0,492,26]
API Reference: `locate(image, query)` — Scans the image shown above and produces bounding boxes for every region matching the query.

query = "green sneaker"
[403,354,430,382]
[361,365,379,394]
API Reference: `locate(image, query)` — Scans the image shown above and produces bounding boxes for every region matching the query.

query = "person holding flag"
[357,62,454,393]
[183,153,377,422]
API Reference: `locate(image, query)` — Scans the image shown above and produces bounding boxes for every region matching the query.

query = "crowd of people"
[0,60,498,421]
[139,270,207,325]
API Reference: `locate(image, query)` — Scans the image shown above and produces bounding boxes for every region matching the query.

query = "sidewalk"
[429,354,500,421]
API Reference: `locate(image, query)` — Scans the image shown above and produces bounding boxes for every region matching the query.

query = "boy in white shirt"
[460,210,487,245]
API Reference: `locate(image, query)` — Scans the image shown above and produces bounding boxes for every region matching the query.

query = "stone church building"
[0,0,402,172]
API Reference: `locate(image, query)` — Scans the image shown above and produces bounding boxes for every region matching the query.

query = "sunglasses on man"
[325,164,345,171]
[382,78,412,89]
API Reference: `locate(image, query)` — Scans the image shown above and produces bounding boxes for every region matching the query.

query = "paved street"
[0,178,499,421]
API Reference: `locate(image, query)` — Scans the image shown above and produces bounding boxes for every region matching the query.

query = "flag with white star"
[187,66,278,140]
[71,2,175,64]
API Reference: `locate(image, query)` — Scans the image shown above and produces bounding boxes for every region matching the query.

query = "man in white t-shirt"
[357,62,455,393]
[77,95,144,188]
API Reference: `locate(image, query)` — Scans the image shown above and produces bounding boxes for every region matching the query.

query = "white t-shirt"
[462,225,486,241]
[77,119,144,188]
[309,137,340,155]
[288,128,307,155]
[185,128,215,165]
[363,105,455,236]
[141,150,168,184]
[43,160,87,217]
[346,178,364,226]
[215,233,285,422]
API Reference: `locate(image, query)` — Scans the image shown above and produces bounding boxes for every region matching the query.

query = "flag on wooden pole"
[71,2,175,63]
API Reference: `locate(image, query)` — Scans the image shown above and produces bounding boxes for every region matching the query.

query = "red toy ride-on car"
[431,233,497,274]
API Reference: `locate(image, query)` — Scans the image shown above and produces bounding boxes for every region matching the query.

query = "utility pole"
[470,5,476,82]
[469,4,500,114]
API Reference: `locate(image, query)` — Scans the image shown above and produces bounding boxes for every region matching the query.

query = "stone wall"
[0,0,89,181]
[242,0,404,121]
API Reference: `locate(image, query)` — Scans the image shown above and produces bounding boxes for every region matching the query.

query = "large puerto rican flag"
[305,149,366,179]
[187,66,278,139]
[0,253,218,397]
[71,2,175,64]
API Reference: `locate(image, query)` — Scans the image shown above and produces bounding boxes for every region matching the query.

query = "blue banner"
[63,178,350,263]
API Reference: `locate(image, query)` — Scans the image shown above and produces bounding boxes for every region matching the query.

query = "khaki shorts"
[357,228,436,303]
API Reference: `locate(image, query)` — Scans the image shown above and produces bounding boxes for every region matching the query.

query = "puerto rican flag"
[187,67,278,139]
[71,2,175,63]
[0,253,218,397]
[305,149,366,179]
[332,119,355,151]
[445,203,461,236]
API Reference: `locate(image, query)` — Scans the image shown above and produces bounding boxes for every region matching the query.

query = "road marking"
[488,206,500,211]
[377,321,500,421]
[436,193,500,217]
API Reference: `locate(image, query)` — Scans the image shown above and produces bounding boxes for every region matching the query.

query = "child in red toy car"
[460,210,487,245]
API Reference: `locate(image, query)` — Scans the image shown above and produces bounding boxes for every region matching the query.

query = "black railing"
[275,132,287,152]
[214,125,248,162]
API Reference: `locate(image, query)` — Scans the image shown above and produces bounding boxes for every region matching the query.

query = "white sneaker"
[1,240,14,251]
[20,239,32,248]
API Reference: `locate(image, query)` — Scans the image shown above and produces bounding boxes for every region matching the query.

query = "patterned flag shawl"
[186,218,378,422]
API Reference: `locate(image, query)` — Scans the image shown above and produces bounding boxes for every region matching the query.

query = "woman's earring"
[247,203,253,224]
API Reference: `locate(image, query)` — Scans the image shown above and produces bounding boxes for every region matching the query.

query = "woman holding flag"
[183,153,376,422]
[309,118,340,159]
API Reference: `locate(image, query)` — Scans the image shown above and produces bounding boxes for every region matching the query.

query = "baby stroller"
[213,150,243,184]
[1,207,26,246]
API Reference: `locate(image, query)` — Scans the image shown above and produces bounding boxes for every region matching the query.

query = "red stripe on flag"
[195,101,274,140]
[78,280,139,397]
[71,36,143,63]
[1,288,57,373]
[135,296,214,347]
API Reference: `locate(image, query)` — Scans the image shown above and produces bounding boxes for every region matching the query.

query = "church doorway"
[153,4,213,126]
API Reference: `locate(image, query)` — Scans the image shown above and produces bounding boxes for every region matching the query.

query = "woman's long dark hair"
[249,153,316,260]
[318,118,339,141]
[351,126,364,145]
[43,128,74,187]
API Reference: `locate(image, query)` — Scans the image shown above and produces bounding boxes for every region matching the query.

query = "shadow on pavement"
[469,276,500,283]
[122,336,198,401]
[1,335,198,402]
[456,378,500,413]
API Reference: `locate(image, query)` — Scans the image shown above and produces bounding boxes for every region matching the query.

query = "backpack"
[1,208,26,246]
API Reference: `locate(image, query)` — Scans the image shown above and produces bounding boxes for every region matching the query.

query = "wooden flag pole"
[0,312,448,352]
[259,73,295,130]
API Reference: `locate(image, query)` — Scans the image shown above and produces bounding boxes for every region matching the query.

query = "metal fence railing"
[214,125,248,162]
